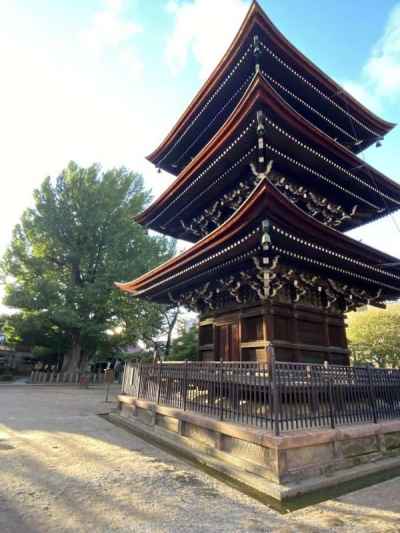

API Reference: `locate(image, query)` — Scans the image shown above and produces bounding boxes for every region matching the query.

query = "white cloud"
[342,5,400,259]
[165,0,250,79]
[82,0,142,52]
[340,80,382,115]
[81,0,143,76]
[342,3,400,110]
[364,4,400,96]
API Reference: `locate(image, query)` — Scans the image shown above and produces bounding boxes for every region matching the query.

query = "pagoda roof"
[117,179,400,303]
[137,74,400,239]
[147,1,394,175]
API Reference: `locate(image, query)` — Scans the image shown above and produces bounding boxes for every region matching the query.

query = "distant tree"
[347,303,400,368]
[1,162,175,371]
[3,311,69,363]
[169,324,199,361]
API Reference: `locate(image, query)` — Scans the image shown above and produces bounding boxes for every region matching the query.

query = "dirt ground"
[0,385,400,533]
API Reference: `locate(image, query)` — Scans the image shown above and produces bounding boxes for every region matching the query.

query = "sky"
[1,0,400,313]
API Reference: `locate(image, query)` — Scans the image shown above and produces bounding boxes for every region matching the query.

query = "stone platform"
[117,394,400,501]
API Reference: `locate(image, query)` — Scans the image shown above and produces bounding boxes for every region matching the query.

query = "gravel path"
[0,385,399,532]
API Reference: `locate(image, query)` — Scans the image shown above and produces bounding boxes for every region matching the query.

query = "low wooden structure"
[117,2,400,365]
[31,370,106,385]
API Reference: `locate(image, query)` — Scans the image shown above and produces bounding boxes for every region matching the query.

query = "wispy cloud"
[81,0,143,75]
[165,0,249,79]
[343,3,400,112]
[364,4,400,96]
[341,80,383,115]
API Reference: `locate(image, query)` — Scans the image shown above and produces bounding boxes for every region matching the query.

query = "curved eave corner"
[134,210,147,225]
[114,281,138,295]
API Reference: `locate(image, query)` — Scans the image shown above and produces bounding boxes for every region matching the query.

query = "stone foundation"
[116,394,400,500]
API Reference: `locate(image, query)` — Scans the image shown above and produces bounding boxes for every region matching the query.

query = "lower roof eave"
[116,179,400,301]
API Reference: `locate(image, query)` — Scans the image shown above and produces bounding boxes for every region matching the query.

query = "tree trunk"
[165,308,179,358]
[62,331,82,373]
[79,351,89,372]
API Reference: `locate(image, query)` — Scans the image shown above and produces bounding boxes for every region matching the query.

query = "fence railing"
[122,360,400,434]
[31,370,106,385]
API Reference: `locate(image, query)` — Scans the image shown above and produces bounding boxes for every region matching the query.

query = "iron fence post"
[367,366,378,424]
[268,344,280,436]
[152,359,157,402]
[325,361,335,429]
[137,361,142,399]
[220,358,224,421]
[157,360,162,405]
[121,362,126,393]
[183,360,188,411]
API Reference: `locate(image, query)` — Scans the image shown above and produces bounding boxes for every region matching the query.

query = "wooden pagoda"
[117,1,400,365]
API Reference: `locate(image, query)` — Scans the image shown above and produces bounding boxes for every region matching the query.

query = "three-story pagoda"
[117,1,400,365]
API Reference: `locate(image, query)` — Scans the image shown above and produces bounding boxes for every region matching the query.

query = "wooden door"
[216,322,240,361]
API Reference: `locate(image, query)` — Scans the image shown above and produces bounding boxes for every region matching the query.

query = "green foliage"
[347,303,400,368]
[119,349,154,362]
[31,345,56,362]
[3,311,69,353]
[169,324,199,361]
[1,162,175,370]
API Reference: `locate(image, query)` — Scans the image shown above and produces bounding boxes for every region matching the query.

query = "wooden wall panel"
[199,325,213,346]
[201,301,349,365]
[241,316,263,342]
[328,325,346,348]
[274,316,292,342]
[297,320,325,346]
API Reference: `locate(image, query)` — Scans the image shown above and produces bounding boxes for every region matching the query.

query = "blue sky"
[1,0,400,311]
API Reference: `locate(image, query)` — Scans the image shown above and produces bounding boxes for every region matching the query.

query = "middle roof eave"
[118,180,400,299]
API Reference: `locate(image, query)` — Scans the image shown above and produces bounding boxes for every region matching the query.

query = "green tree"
[1,162,175,371]
[347,303,400,368]
[169,324,199,361]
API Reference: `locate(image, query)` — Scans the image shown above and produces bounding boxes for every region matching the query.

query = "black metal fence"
[121,360,400,434]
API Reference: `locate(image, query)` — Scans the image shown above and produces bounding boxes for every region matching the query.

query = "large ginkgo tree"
[1,162,175,371]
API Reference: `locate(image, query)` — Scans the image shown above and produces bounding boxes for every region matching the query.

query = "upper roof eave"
[136,73,400,229]
[146,0,395,171]
[118,179,400,296]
